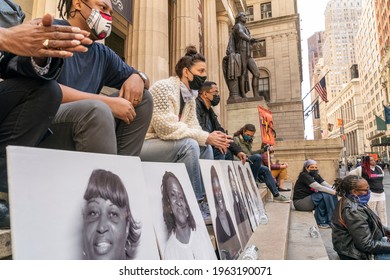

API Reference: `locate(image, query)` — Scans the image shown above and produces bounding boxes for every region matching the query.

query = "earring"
[69,9,77,18]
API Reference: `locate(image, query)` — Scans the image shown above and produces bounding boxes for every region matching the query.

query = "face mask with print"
[210,95,220,106]
[81,1,112,39]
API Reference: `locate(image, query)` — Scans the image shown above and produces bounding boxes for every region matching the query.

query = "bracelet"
[30,57,51,76]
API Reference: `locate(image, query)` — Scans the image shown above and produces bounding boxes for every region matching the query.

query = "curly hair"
[333,175,364,197]
[175,45,206,78]
[233,124,256,137]
[161,171,196,236]
[83,169,141,260]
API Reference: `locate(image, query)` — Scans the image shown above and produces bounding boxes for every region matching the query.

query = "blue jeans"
[311,192,338,225]
[140,138,213,201]
[375,253,390,260]
[248,154,279,196]
[213,147,233,160]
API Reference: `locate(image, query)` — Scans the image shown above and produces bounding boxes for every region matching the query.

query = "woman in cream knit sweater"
[140,46,230,205]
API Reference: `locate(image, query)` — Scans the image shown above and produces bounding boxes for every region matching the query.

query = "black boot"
[0,199,10,229]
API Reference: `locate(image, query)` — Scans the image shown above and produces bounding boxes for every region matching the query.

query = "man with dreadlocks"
[39,0,153,157]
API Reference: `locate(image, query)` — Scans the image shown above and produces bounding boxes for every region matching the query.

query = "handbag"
[0,0,25,28]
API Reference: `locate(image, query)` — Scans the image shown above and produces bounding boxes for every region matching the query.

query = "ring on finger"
[42,39,50,49]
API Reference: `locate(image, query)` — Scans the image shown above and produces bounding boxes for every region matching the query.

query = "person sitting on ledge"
[233,124,290,203]
[139,45,231,222]
[261,145,290,192]
[292,159,338,229]
[195,81,246,163]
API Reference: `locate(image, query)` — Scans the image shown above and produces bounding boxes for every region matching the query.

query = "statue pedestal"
[226,98,268,149]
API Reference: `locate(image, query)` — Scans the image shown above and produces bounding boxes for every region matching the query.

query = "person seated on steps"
[39,0,153,158]
[292,159,338,229]
[261,145,290,192]
[139,45,231,222]
[195,81,246,163]
[232,124,290,203]
[0,1,92,229]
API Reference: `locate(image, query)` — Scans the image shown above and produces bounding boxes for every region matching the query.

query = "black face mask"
[210,95,220,106]
[309,170,318,177]
[188,70,207,90]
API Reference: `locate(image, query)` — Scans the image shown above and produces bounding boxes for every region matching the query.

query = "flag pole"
[301,70,331,101]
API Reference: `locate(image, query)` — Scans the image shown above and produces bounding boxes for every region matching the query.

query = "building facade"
[13,0,303,141]
[307,32,324,140]
[242,0,304,140]
[307,32,324,84]
[323,0,362,100]
[326,78,365,162]
[355,0,385,156]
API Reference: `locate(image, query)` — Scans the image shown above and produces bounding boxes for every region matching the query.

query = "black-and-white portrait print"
[7,146,159,259]
[143,162,216,260]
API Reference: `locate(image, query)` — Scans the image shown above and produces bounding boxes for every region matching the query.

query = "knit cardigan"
[145,76,209,145]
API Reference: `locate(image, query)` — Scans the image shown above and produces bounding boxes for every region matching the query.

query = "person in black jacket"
[0,7,91,229]
[332,175,390,260]
[196,81,246,163]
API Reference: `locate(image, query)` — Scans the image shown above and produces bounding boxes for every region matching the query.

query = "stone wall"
[226,99,269,148]
[271,139,343,185]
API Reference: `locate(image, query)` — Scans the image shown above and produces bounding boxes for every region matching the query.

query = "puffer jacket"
[331,196,390,259]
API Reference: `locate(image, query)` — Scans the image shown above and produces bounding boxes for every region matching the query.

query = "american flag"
[314,77,328,102]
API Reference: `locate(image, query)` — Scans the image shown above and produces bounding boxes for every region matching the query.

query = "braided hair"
[57,0,76,19]
[333,175,364,197]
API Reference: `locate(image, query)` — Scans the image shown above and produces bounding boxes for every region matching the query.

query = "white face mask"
[79,0,112,40]
[85,8,112,39]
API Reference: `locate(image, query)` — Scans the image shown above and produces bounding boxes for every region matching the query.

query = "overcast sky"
[297,0,329,139]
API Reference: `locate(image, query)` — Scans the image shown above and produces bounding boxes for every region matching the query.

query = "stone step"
[0,229,11,259]
[1,182,332,260]
[286,209,329,260]
[244,184,292,260]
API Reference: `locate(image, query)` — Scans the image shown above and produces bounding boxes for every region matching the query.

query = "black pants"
[0,78,62,193]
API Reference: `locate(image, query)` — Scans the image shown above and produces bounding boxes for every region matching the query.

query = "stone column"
[130,0,169,84]
[32,0,58,18]
[217,13,231,128]
[203,0,218,84]
[169,0,199,75]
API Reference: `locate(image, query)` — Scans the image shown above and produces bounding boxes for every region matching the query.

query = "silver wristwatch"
[135,71,147,83]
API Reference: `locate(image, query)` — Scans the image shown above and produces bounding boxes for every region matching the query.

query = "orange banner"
[257,106,275,145]
[337,118,343,127]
